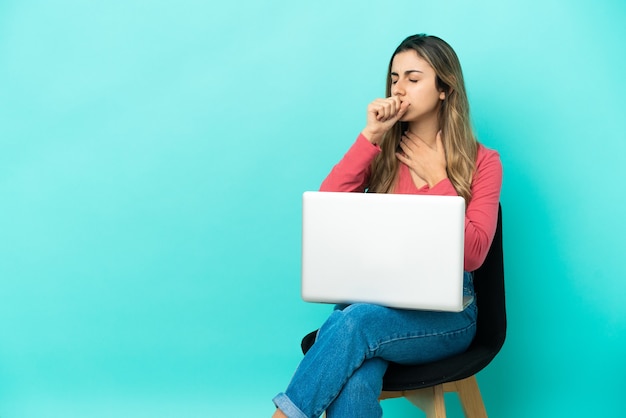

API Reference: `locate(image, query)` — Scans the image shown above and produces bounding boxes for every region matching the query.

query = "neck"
[408,115,440,147]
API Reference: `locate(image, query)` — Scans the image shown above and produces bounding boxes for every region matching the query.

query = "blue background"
[1,0,625,416]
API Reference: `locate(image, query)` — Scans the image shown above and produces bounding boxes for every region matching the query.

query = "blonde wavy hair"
[368,34,478,204]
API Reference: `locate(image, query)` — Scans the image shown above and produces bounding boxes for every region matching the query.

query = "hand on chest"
[395,130,448,190]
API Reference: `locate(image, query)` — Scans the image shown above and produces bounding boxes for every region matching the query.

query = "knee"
[317,303,390,350]
[341,303,390,330]
[323,303,386,333]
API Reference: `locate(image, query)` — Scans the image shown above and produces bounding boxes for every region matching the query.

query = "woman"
[272,34,502,418]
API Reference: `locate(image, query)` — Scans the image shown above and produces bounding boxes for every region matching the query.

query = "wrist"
[361,128,384,145]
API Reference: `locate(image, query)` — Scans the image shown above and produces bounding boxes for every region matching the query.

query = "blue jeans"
[273,272,477,418]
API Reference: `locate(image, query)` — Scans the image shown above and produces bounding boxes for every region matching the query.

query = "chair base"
[379,375,488,418]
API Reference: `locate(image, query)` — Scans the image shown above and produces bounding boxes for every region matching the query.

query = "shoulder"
[473,143,502,185]
[476,143,502,172]
[476,143,501,164]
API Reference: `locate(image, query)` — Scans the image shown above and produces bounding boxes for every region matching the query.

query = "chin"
[399,110,419,123]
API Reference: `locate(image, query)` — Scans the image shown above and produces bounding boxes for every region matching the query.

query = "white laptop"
[301,191,469,312]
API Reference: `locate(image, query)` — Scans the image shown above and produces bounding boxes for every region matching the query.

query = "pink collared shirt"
[320,133,503,271]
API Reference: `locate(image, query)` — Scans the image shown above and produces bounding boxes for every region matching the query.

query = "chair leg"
[451,376,487,418]
[379,375,487,417]
[403,385,447,418]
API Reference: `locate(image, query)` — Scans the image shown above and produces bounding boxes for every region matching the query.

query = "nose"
[391,80,405,97]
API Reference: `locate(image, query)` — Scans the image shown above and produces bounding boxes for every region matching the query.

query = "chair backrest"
[471,204,506,351]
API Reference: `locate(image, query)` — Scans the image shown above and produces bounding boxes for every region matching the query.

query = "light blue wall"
[1,0,625,416]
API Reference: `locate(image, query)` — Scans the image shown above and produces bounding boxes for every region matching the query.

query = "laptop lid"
[301,191,467,312]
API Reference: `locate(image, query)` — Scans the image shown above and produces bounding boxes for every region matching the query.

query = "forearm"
[320,134,381,192]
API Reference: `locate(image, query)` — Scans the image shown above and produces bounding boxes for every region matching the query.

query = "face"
[390,50,445,124]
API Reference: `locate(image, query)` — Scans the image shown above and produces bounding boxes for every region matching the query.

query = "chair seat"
[382,338,504,391]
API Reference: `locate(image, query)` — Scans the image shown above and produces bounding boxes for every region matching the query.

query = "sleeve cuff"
[355,132,382,153]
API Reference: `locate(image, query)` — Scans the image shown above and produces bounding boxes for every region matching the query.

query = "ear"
[439,88,453,101]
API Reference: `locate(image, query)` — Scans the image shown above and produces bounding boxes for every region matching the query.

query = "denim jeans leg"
[276,307,374,417]
[324,357,387,418]
[273,272,477,417]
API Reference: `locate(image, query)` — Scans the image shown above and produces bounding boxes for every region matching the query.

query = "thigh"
[332,302,477,365]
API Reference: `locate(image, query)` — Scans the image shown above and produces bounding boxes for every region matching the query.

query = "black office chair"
[301,205,505,417]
